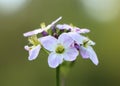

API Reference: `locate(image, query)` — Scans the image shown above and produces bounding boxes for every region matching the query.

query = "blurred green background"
[0,0,120,86]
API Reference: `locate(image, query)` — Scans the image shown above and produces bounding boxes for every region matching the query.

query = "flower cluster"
[23,17,99,68]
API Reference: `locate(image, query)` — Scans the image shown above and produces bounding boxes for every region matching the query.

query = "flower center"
[28,35,40,46]
[55,45,65,54]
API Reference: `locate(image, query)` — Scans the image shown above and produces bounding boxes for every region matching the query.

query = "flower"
[68,32,99,65]
[56,24,90,33]
[23,16,62,37]
[23,16,99,69]
[24,45,41,61]
[79,39,99,65]
[39,33,79,68]
[24,35,41,60]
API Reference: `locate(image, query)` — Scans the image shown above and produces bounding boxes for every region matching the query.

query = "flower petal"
[71,27,81,32]
[46,16,62,30]
[58,33,74,48]
[68,32,87,44]
[23,28,43,37]
[87,46,99,65]
[80,46,99,65]
[48,52,63,68]
[56,24,72,30]
[63,47,79,61]
[39,36,57,51]
[77,28,90,33]
[28,45,41,61]
[24,45,30,51]
[80,46,89,59]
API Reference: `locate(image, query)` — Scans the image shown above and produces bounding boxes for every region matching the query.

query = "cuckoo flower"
[24,35,41,60]
[68,32,99,65]
[56,24,90,33]
[79,39,99,65]
[23,17,62,37]
[39,33,79,68]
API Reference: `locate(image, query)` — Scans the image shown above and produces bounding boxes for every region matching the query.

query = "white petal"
[58,33,74,48]
[87,46,99,65]
[23,28,43,37]
[78,29,90,33]
[28,45,41,61]
[63,47,79,61]
[68,32,87,44]
[48,52,63,68]
[39,36,57,51]
[46,17,62,30]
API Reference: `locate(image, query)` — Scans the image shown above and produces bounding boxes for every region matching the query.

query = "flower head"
[23,17,99,68]
[39,33,79,68]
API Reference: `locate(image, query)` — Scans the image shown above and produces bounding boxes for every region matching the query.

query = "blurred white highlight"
[0,0,31,15]
[80,0,120,22]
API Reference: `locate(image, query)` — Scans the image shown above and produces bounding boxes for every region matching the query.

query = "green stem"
[56,66,60,86]
[61,75,65,86]
[42,47,50,54]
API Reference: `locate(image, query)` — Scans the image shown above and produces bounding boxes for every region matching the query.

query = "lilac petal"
[58,33,74,48]
[39,36,57,51]
[80,46,89,59]
[63,47,79,61]
[23,28,43,37]
[24,45,30,51]
[48,52,63,68]
[77,29,90,33]
[87,46,99,65]
[80,46,99,65]
[68,32,87,44]
[71,27,81,32]
[56,24,72,30]
[28,45,41,61]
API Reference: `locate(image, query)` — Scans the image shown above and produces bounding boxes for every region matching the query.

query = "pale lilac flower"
[23,16,62,37]
[39,33,79,68]
[79,39,98,65]
[56,24,90,33]
[24,35,41,60]
[68,33,99,65]
[24,45,41,61]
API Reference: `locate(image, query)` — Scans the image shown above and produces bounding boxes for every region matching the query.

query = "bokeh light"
[0,0,31,15]
[80,0,120,22]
